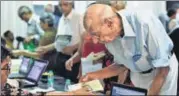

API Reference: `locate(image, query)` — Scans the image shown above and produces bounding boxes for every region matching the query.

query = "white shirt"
[55,10,85,52]
[27,14,44,41]
[105,10,178,95]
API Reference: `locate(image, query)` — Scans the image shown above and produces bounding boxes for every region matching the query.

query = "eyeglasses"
[88,14,118,40]
[1,65,10,71]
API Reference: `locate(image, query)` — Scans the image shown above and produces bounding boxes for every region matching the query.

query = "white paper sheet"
[11,59,22,73]
[81,58,102,76]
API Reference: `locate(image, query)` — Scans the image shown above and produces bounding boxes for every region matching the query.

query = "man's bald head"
[83,4,122,44]
[84,4,114,31]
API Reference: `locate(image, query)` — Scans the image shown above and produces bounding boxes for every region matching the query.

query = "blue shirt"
[105,10,174,72]
[27,14,44,41]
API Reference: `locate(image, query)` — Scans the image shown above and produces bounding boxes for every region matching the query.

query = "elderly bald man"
[80,4,178,95]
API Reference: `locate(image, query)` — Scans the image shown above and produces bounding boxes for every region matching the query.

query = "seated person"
[1,45,11,94]
[12,13,57,70]
[3,30,15,50]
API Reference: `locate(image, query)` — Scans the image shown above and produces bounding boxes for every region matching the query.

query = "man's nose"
[92,37,99,44]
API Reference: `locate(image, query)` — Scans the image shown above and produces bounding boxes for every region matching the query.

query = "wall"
[1,1,33,48]
[1,1,166,47]
[126,1,166,16]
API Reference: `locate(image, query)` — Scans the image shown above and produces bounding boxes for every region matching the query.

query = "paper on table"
[84,79,104,92]
[11,59,22,73]
[68,80,103,92]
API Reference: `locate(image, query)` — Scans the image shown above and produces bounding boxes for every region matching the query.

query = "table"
[7,75,68,95]
[22,75,68,94]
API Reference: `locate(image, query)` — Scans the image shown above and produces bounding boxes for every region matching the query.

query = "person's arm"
[71,32,85,63]
[142,14,174,95]
[80,64,127,82]
[65,32,85,71]
[12,50,40,59]
[148,67,169,95]
[36,43,55,55]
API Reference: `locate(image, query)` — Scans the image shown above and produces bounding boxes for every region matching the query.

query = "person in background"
[36,0,85,83]
[167,8,179,33]
[18,6,44,45]
[158,12,170,33]
[44,4,61,29]
[172,4,179,24]
[1,41,11,92]
[80,4,178,95]
[3,30,15,50]
[12,13,57,70]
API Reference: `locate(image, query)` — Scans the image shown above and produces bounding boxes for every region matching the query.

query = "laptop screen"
[111,84,147,96]
[27,60,47,81]
[19,57,31,74]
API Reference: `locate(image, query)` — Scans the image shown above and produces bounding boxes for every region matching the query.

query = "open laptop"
[110,83,147,96]
[19,59,49,88]
[8,56,33,79]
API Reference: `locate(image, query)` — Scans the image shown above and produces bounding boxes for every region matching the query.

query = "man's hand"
[24,36,33,43]
[36,46,48,55]
[65,58,73,71]
[12,50,24,56]
[79,73,97,83]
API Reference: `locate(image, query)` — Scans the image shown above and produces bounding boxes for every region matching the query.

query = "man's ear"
[105,18,113,29]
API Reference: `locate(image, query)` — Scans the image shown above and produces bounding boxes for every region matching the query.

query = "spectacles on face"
[88,14,118,42]
[1,65,10,71]
[1,58,11,73]
[1,64,11,76]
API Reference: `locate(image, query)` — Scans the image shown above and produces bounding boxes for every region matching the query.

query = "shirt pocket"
[132,48,153,72]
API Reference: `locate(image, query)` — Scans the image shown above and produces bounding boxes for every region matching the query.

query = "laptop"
[110,83,147,96]
[8,56,33,79]
[19,59,48,88]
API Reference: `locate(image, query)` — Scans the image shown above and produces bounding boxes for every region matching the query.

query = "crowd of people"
[1,0,179,95]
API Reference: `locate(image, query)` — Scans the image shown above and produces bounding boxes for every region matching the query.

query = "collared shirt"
[105,10,174,72]
[27,14,44,41]
[39,28,57,46]
[55,10,85,52]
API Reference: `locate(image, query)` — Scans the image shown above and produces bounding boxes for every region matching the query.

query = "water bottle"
[64,79,71,92]
[48,70,54,88]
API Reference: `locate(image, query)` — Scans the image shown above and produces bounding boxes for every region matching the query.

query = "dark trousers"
[41,49,57,71]
[54,52,80,83]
